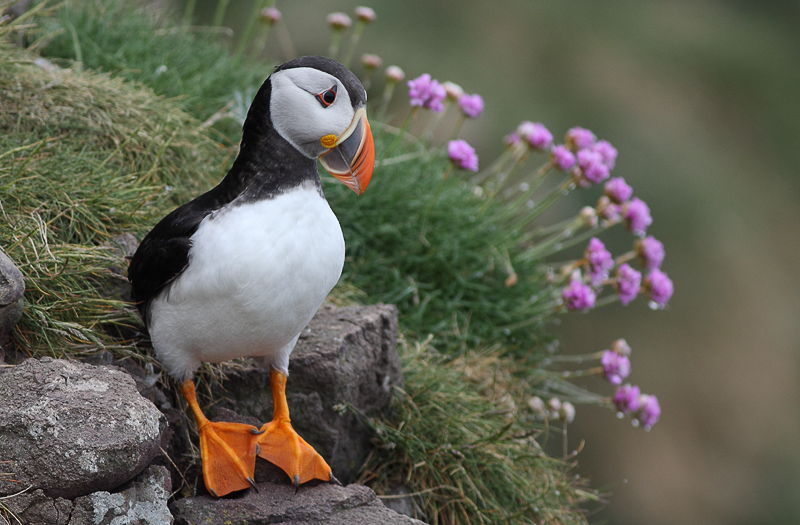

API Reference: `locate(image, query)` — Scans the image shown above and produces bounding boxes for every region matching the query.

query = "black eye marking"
[316,85,337,108]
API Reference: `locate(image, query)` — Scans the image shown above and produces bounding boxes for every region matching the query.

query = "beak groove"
[319,109,375,195]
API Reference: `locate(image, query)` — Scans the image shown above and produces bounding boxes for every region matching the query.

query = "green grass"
[0,17,222,360]
[0,1,594,523]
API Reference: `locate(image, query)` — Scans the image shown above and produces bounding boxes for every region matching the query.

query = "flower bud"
[443,81,464,101]
[385,65,405,83]
[260,7,281,25]
[579,206,597,228]
[611,338,631,356]
[361,53,382,70]
[528,396,545,413]
[355,6,376,23]
[559,402,576,423]
[635,236,665,271]
[612,384,640,414]
[327,12,352,30]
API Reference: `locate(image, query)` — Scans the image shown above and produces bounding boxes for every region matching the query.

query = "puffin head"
[267,56,375,195]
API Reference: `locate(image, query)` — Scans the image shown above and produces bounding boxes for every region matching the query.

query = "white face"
[269,67,358,159]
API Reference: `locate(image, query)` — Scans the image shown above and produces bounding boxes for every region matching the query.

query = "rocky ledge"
[0,303,420,524]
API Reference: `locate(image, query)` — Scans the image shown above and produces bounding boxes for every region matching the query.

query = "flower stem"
[508,175,573,232]
[378,82,397,120]
[525,223,612,262]
[592,293,620,309]
[471,148,515,186]
[542,351,605,365]
[450,114,466,141]
[212,0,230,27]
[614,251,636,266]
[384,107,417,158]
[560,367,603,379]
[183,0,197,25]
[236,0,271,58]
[328,31,344,60]
[342,22,366,68]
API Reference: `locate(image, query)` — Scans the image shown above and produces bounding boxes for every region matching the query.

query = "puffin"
[127,56,375,497]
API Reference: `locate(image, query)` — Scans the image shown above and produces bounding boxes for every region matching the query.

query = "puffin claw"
[250,427,265,435]
[208,487,218,498]
[255,443,261,455]
[248,477,258,492]
[293,475,300,494]
[329,471,342,486]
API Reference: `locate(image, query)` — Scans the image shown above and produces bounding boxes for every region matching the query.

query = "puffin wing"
[128,204,212,326]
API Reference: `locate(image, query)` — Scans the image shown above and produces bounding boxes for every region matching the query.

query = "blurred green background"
[181,1,800,523]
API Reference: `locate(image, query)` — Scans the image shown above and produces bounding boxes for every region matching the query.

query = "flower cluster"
[407,73,446,112]
[562,270,596,311]
[613,384,661,430]
[447,140,479,172]
[363,30,669,434]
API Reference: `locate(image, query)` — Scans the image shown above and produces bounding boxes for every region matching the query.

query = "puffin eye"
[316,85,337,107]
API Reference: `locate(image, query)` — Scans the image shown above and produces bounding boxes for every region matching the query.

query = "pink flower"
[584,237,613,287]
[635,394,661,429]
[613,384,641,414]
[361,53,382,70]
[635,236,665,270]
[327,12,352,30]
[604,177,633,204]
[385,65,405,83]
[504,132,521,148]
[447,140,479,172]
[645,269,673,308]
[562,275,596,311]
[615,263,642,305]
[458,93,484,119]
[596,196,621,222]
[577,149,610,184]
[611,338,631,356]
[601,350,631,385]
[443,81,464,101]
[566,126,596,151]
[354,6,376,23]
[518,121,553,151]
[623,197,652,236]
[551,144,576,171]
[260,7,281,24]
[408,73,446,112]
[592,140,618,170]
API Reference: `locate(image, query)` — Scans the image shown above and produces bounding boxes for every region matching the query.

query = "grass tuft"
[357,336,590,524]
[0,27,222,360]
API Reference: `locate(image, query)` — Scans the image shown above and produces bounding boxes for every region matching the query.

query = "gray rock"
[171,481,426,525]
[0,249,25,358]
[68,465,173,525]
[0,489,73,525]
[0,358,167,499]
[209,304,403,484]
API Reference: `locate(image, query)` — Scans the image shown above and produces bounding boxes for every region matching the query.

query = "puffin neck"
[217,79,320,204]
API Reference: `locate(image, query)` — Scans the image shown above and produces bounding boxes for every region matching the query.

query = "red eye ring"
[316,85,337,107]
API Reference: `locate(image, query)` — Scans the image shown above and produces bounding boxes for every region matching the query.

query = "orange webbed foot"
[256,369,333,488]
[197,420,259,497]
[180,380,259,497]
[256,418,332,487]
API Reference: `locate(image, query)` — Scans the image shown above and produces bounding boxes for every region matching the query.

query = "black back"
[128,56,359,325]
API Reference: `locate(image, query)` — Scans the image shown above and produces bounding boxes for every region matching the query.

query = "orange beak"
[319,109,375,195]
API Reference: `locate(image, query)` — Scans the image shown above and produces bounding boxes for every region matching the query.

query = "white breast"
[148,183,345,381]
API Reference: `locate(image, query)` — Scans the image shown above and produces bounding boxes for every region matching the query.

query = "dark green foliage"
[325,134,554,357]
[39,0,271,142]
